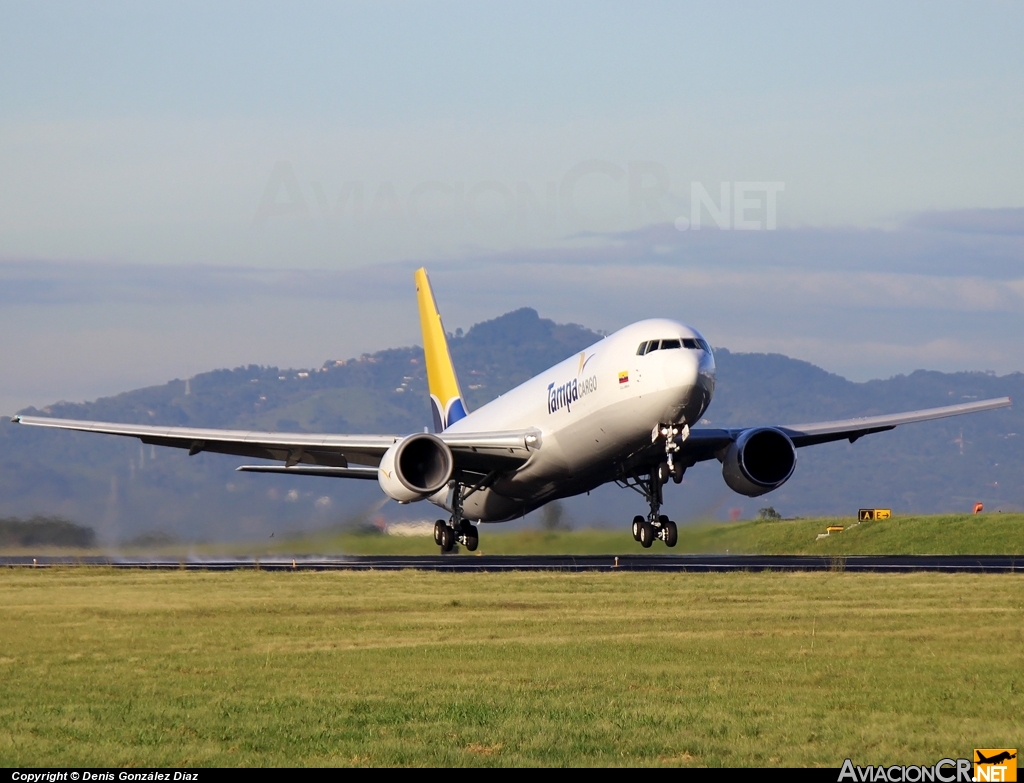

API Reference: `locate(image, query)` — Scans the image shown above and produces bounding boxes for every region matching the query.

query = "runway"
[2,553,1021,572]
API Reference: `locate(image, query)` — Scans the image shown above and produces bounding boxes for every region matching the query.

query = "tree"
[539,500,571,531]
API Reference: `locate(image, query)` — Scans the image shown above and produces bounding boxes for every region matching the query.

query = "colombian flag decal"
[618,371,629,384]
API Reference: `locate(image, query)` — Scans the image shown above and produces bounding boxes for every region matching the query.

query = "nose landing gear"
[653,422,688,484]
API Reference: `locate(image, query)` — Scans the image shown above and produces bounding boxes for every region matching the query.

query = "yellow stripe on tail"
[415,268,468,432]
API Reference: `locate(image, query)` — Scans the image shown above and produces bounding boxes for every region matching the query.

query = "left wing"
[623,396,1012,470]
[777,397,1012,447]
[10,415,540,476]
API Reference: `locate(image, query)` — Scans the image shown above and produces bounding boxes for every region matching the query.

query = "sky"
[1,1,1023,415]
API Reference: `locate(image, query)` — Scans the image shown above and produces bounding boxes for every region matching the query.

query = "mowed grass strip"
[5,513,1021,558]
[0,569,1021,767]
[263,512,1024,556]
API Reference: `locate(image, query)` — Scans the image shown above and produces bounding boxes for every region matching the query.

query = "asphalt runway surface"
[2,554,1021,572]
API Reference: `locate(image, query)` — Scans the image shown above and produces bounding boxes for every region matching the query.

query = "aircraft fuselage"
[437,319,716,522]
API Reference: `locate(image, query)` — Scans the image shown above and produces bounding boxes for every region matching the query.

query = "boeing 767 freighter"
[11,269,1012,550]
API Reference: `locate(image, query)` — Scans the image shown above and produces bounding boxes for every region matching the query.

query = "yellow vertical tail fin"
[415,268,468,432]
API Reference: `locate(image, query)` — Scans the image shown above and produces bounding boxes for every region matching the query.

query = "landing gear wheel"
[434,520,447,546]
[657,461,670,485]
[664,520,678,548]
[632,515,645,542]
[439,525,455,553]
[671,462,684,484]
[463,524,479,552]
[639,522,655,548]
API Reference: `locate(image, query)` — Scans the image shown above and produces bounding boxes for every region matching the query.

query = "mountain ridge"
[2,308,1021,542]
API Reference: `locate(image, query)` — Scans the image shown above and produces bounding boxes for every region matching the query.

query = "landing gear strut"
[620,423,689,548]
[434,482,478,553]
[624,473,678,548]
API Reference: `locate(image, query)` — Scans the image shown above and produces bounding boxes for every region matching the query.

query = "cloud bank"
[1,208,1022,415]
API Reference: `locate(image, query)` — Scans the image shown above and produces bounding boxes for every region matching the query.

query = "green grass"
[3,512,1021,558]
[256,512,1024,556]
[671,512,1024,556]
[0,569,1021,766]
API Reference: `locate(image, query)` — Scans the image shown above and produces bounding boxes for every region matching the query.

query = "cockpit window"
[640,338,710,355]
[641,338,691,354]
[680,337,712,352]
[639,337,710,353]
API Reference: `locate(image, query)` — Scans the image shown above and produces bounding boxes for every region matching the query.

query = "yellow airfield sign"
[859,508,891,521]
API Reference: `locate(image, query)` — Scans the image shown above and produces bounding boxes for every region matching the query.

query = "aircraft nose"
[663,348,700,389]
[698,348,715,380]
[697,349,716,402]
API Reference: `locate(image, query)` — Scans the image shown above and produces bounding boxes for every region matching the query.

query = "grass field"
[4,513,1021,559]
[261,512,1024,556]
[1,569,1021,766]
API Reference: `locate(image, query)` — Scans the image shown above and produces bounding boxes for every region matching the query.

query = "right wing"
[10,415,540,477]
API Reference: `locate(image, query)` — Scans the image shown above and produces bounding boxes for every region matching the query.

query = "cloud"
[905,208,1024,236]
[0,259,416,307]
[5,201,1023,317]
[2,206,1023,414]
[449,213,1024,281]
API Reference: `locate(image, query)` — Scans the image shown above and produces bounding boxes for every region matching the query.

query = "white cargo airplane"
[11,269,1012,551]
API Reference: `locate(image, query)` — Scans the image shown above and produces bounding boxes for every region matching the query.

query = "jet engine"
[377,433,454,503]
[721,427,797,497]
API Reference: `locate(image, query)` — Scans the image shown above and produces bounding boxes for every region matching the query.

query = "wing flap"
[235,465,379,479]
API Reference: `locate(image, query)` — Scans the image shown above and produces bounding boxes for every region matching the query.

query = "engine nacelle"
[721,427,797,497]
[377,433,454,503]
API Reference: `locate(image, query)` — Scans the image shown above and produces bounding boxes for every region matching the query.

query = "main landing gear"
[620,422,691,548]
[626,479,678,548]
[433,482,478,553]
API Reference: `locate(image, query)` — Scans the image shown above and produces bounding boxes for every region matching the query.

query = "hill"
[1,308,1021,542]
